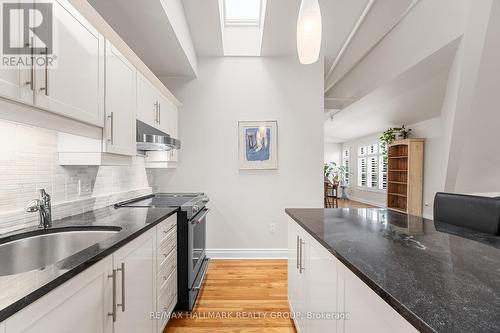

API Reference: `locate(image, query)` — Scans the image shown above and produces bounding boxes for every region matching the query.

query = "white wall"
[153,57,324,256]
[324,142,341,165]
[445,0,500,193]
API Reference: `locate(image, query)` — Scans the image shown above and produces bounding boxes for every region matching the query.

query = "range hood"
[136,120,181,151]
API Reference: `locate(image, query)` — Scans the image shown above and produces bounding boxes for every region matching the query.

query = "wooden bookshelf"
[386,139,424,217]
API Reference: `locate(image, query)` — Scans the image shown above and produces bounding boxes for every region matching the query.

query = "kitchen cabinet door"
[342,263,418,333]
[104,41,136,156]
[157,95,169,134]
[34,0,104,127]
[5,255,113,333]
[113,229,155,333]
[137,72,158,128]
[305,233,339,333]
[288,220,307,333]
[0,1,21,102]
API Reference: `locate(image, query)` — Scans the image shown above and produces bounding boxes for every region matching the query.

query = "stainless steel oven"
[188,208,208,289]
[115,193,210,311]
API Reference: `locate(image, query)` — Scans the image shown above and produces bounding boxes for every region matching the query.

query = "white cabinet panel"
[5,256,113,333]
[0,1,21,102]
[104,41,136,156]
[113,230,155,333]
[34,0,104,127]
[343,264,417,333]
[137,72,158,127]
[288,221,307,333]
[1,321,5,333]
[305,233,339,333]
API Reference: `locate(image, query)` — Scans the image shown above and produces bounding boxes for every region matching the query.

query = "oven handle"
[191,208,210,225]
[191,258,210,291]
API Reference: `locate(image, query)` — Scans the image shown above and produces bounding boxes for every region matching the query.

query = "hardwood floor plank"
[164,260,296,333]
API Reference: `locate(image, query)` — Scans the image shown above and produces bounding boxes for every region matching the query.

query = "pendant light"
[296,0,322,64]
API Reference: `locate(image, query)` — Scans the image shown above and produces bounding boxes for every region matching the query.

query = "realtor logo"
[1,1,56,68]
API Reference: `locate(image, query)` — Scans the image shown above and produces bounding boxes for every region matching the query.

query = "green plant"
[380,125,412,159]
[324,162,336,179]
[324,162,347,184]
[380,125,412,146]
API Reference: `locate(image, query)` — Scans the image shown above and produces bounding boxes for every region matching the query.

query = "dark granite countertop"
[285,208,500,333]
[0,206,178,322]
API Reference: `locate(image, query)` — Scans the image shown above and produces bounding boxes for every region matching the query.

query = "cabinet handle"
[158,103,161,123]
[107,112,114,144]
[25,37,35,98]
[39,47,49,95]
[154,102,158,123]
[117,262,125,312]
[296,236,300,270]
[108,269,117,322]
[299,239,305,274]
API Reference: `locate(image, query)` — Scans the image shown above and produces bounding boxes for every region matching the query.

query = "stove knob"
[192,205,199,214]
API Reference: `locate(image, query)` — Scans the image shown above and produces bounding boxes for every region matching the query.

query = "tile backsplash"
[0,120,154,234]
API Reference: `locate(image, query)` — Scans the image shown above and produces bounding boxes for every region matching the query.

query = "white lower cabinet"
[288,218,417,333]
[342,266,417,333]
[113,230,155,333]
[5,255,113,333]
[288,221,307,333]
[4,215,178,332]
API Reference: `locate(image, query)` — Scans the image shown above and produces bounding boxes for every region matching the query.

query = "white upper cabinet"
[137,72,178,138]
[32,0,104,127]
[137,72,158,128]
[104,41,136,156]
[0,8,21,102]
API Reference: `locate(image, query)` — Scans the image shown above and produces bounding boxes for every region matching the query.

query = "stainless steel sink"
[0,226,121,276]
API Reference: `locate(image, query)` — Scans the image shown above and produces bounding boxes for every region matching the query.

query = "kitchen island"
[285,208,500,333]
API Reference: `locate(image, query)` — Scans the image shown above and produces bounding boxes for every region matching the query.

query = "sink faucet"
[26,189,52,229]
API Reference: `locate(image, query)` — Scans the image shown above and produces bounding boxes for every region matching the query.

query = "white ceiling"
[182,0,224,56]
[89,0,196,77]
[324,39,460,143]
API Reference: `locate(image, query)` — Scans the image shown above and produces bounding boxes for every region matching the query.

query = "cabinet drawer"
[158,249,177,289]
[157,214,177,245]
[158,270,177,313]
[158,232,176,267]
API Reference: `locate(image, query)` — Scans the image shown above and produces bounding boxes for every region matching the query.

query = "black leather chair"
[434,192,500,235]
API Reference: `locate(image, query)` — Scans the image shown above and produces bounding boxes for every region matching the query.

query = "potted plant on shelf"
[380,125,412,159]
[380,125,411,145]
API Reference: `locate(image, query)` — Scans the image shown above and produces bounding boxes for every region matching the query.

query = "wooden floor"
[165,260,296,333]
[337,199,377,209]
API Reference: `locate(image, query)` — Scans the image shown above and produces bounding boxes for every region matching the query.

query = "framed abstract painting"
[238,120,278,170]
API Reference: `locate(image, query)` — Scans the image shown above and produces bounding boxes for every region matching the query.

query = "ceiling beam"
[324,0,376,85]
[324,0,421,95]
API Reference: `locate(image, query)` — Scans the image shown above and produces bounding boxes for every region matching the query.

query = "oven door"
[188,208,208,288]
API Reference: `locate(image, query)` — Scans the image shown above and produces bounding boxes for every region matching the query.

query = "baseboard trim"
[348,195,385,208]
[206,248,288,259]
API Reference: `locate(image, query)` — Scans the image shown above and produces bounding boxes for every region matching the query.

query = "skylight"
[224,0,262,26]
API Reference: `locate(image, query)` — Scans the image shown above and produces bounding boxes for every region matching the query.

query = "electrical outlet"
[269,223,276,233]
[78,179,93,196]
